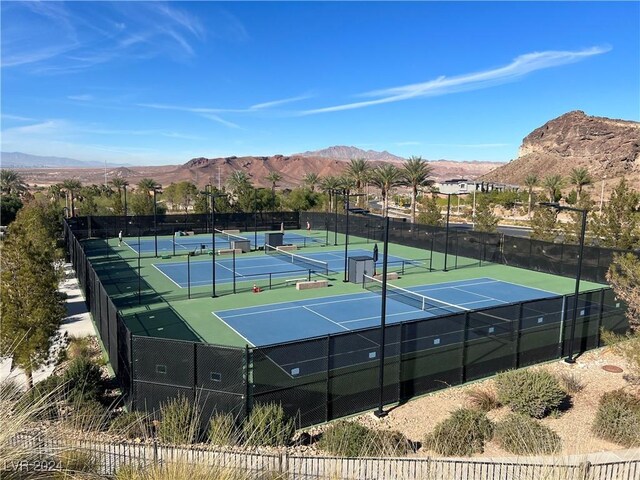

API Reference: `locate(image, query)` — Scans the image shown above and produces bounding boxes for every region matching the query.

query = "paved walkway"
[0,263,97,388]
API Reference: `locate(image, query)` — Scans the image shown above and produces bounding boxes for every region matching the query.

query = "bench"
[285,278,307,286]
[215,248,242,256]
[185,231,195,236]
[373,272,399,281]
[161,255,171,259]
[222,229,241,234]
[296,279,329,290]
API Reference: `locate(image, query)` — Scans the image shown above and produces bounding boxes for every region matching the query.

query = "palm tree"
[226,171,251,196]
[111,177,128,197]
[345,158,371,207]
[265,171,282,196]
[369,164,404,216]
[320,176,342,212]
[137,178,159,193]
[402,156,434,223]
[61,179,82,217]
[542,174,564,203]
[48,183,65,203]
[569,167,592,201]
[0,169,27,196]
[523,174,538,218]
[302,172,320,192]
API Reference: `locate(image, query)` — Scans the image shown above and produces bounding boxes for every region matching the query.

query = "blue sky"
[2,1,639,166]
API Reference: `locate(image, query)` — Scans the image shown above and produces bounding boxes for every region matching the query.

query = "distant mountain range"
[0,152,129,168]
[296,146,406,163]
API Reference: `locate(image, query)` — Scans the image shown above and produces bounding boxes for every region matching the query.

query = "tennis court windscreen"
[363,275,464,317]
[265,244,329,275]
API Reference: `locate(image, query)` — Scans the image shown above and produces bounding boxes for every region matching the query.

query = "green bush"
[157,396,199,444]
[62,357,105,404]
[18,375,64,419]
[208,412,240,446]
[67,335,92,359]
[495,414,562,455]
[109,410,152,439]
[243,403,295,447]
[318,421,412,457]
[495,369,566,418]
[556,371,584,394]
[66,399,110,431]
[592,390,640,447]
[424,408,493,456]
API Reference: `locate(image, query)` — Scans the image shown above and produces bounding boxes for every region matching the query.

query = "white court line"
[475,277,561,297]
[211,311,254,347]
[451,285,508,303]
[123,240,141,254]
[412,279,500,294]
[302,306,350,331]
[152,264,184,289]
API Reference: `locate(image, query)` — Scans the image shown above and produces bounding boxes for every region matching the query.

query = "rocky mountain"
[16,154,502,189]
[0,151,128,168]
[482,111,640,191]
[297,146,406,163]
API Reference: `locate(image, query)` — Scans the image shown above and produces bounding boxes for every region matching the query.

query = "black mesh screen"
[196,344,245,394]
[133,382,194,413]
[108,299,118,373]
[465,305,520,381]
[601,288,628,335]
[518,297,564,367]
[132,336,194,388]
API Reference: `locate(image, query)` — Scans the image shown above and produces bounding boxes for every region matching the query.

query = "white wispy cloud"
[68,94,95,101]
[301,47,611,115]
[200,114,241,129]
[1,113,35,122]
[249,95,313,110]
[2,1,209,71]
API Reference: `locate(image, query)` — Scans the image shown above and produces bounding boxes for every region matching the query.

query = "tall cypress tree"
[0,200,65,388]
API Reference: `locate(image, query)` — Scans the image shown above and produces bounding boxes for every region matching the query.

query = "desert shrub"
[115,462,248,480]
[208,412,240,446]
[63,357,105,404]
[18,375,64,419]
[243,403,295,447]
[466,387,500,412]
[68,335,92,359]
[592,389,640,447]
[556,371,585,394]
[601,329,640,377]
[65,399,110,431]
[424,408,493,456]
[109,410,152,439]
[495,413,562,455]
[0,379,22,403]
[319,421,412,457]
[157,396,200,445]
[55,449,100,478]
[495,369,566,418]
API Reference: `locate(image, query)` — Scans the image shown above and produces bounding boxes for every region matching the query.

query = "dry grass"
[466,387,500,412]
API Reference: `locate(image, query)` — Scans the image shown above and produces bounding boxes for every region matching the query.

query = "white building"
[435,179,520,195]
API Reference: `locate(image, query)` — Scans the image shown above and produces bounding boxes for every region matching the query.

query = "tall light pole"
[443,193,452,272]
[123,183,128,235]
[540,202,588,364]
[374,214,390,418]
[599,176,607,214]
[333,189,339,246]
[151,185,162,258]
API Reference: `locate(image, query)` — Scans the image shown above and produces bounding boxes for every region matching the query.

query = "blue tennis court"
[153,248,429,288]
[124,231,325,254]
[214,278,557,346]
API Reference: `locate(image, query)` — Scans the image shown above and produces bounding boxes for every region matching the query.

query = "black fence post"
[187,253,191,300]
[596,288,605,347]
[514,303,524,369]
[233,250,237,294]
[244,345,251,420]
[325,334,331,422]
[460,312,470,383]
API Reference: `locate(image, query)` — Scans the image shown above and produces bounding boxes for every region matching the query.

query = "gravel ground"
[300,347,636,459]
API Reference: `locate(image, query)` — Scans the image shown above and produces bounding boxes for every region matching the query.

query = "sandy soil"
[298,347,637,459]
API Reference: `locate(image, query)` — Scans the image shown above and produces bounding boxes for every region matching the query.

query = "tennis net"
[265,244,329,275]
[215,229,249,243]
[363,275,466,316]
